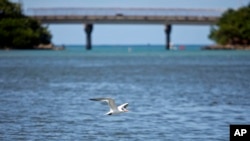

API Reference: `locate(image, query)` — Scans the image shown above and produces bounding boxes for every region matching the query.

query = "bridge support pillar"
[165,24,172,50]
[84,24,93,50]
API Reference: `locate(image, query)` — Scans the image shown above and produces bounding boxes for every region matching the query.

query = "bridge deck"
[27,7,224,25]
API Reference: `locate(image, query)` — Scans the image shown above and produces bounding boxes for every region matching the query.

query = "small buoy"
[128,47,132,53]
[179,45,185,50]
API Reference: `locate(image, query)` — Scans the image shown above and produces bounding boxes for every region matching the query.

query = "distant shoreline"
[34,44,65,50]
[202,45,250,50]
[1,44,65,51]
[2,44,250,51]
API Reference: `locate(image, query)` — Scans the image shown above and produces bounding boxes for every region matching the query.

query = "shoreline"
[202,45,250,50]
[1,44,65,51]
[34,44,65,50]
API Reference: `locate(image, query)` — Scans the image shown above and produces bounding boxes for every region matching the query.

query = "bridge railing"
[26,7,224,17]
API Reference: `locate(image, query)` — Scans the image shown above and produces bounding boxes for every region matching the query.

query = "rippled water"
[1,46,250,141]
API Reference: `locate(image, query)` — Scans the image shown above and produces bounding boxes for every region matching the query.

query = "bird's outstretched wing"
[89,98,118,111]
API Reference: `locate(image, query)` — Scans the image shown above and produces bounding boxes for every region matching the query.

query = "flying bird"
[89,98,129,115]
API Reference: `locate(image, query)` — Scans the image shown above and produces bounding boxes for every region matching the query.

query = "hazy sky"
[11,0,249,45]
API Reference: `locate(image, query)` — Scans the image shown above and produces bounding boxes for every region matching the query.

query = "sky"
[11,0,250,45]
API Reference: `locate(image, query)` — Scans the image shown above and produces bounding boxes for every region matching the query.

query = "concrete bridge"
[27,7,224,50]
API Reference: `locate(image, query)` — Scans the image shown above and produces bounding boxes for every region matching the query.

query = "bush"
[0,0,51,49]
[209,4,250,46]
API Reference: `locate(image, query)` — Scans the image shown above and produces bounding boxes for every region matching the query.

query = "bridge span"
[27,7,224,50]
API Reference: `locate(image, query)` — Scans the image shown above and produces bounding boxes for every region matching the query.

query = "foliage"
[0,0,51,49]
[209,4,250,46]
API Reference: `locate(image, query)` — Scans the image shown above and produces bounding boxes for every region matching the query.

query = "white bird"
[89,98,129,115]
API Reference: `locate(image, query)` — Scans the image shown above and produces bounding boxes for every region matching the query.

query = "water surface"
[1,45,250,140]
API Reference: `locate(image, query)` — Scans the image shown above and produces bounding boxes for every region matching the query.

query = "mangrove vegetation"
[208,4,250,49]
[0,0,51,49]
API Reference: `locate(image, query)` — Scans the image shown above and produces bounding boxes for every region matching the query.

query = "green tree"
[0,0,51,49]
[209,4,250,46]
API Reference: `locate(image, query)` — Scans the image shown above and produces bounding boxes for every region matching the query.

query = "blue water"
[0,45,250,141]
